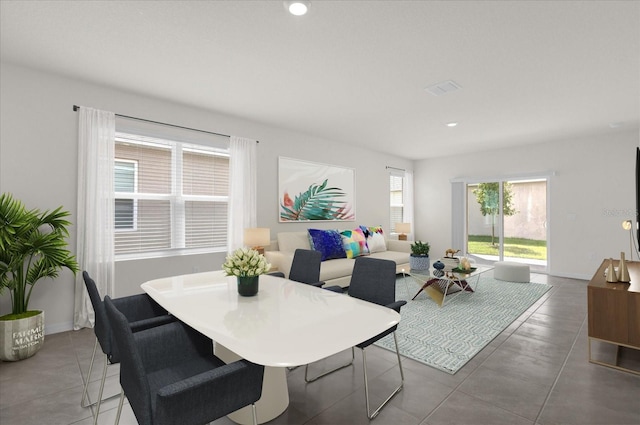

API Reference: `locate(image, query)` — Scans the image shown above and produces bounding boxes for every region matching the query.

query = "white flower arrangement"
[222,248,271,277]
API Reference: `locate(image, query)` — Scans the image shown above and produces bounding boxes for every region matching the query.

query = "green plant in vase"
[0,193,79,360]
[222,248,271,297]
[409,240,431,271]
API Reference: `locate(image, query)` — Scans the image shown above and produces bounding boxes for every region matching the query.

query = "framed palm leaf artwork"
[279,157,355,222]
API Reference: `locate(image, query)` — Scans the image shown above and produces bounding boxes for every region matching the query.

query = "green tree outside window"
[472,182,518,246]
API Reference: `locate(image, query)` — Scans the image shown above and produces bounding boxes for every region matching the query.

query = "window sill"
[116,246,227,262]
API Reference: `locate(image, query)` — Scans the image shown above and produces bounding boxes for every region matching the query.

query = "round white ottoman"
[494,261,530,282]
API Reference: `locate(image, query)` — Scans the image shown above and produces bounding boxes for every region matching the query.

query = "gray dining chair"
[269,248,324,287]
[104,296,265,425]
[306,257,407,419]
[81,271,175,425]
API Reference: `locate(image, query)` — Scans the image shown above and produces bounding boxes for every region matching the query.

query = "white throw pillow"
[367,232,387,253]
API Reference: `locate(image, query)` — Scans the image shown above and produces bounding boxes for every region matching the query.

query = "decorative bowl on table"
[452,266,477,273]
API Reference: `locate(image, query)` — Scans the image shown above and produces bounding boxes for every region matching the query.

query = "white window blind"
[114,132,229,257]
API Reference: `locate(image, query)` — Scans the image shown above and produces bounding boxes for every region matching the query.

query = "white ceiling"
[1,0,638,159]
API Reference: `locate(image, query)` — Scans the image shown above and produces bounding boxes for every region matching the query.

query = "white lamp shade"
[244,228,271,247]
[396,223,411,234]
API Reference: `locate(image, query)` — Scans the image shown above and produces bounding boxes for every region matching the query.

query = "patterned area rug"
[374,273,552,374]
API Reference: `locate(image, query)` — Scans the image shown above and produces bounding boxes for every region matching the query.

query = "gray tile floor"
[1,274,639,425]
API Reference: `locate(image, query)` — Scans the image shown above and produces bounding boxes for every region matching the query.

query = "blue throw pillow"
[308,229,347,261]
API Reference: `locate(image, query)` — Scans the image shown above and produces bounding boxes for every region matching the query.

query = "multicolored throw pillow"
[359,225,387,253]
[308,229,347,261]
[340,228,370,259]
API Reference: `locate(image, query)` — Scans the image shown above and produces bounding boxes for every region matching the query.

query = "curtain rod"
[72,105,258,143]
[386,166,405,171]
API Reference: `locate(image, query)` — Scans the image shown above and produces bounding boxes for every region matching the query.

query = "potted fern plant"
[0,193,79,361]
[409,240,430,271]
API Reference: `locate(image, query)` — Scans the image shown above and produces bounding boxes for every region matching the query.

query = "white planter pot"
[410,255,430,271]
[0,311,45,361]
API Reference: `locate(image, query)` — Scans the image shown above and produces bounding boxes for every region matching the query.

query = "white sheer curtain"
[451,181,466,254]
[74,107,116,329]
[227,136,258,253]
[403,170,415,240]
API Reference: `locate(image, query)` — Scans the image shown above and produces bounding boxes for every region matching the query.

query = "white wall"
[0,62,412,334]
[414,130,639,280]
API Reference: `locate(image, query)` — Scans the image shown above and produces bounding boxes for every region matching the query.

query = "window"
[114,133,229,257]
[389,174,404,233]
[115,160,137,230]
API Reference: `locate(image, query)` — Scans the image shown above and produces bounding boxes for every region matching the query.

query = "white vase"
[618,252,630,282]
[605,258,618,283]
[0,311,45,361]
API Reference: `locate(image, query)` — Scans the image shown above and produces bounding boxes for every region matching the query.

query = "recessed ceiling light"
[446,122,458,127]
[284,1,311,16]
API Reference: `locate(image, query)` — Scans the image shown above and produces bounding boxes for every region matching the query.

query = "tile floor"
[1,273,639,425]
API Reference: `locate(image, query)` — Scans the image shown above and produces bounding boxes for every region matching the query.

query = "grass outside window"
[467,235,547,260]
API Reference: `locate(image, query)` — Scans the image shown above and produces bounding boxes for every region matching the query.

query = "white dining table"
[141,271,400,424]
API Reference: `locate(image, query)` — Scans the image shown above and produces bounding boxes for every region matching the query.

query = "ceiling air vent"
[425,80,461,96]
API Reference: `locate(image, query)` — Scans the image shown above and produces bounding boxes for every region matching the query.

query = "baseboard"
[546,270,591,281]
[45,321,74,335]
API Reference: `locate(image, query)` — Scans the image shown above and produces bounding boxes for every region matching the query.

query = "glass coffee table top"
[403,265,494,307]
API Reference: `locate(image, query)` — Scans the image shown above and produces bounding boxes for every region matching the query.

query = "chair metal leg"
[81,337,121,421]
[81,338,99,408]
[114,389,125,425]
[92,352,109,425]
[251,403,258,425]
[363,332,404,419]
[401,270,410,296]
[304,347,355,383]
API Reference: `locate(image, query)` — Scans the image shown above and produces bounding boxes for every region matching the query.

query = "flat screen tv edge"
[636,147,639,248]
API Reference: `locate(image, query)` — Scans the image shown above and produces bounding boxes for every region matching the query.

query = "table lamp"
[622,219,633,260]
[396,223,411,241]
[244,228,271,254]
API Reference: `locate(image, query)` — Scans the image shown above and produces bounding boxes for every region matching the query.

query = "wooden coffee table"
[404,265,493,307]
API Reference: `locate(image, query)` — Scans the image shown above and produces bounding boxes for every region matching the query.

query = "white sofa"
[264,231,412,288]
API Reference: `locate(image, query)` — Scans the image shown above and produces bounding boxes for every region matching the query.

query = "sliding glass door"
[466,179,548,272]
[467,182,501,260]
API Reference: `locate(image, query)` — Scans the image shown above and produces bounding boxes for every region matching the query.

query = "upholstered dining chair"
[104,296,265,425]
[269,248,324,287]
[306,257,407,419]
[81,271,175,425]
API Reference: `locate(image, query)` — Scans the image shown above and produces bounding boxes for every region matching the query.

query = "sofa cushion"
[277,231,311,253]
[319,258,357,281]
[369,250,410,266]
[340,228,370,259]
[308,229,347,261]
[360,225,387,253]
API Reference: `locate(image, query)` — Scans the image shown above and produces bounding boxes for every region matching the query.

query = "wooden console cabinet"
[587,259,640,374]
